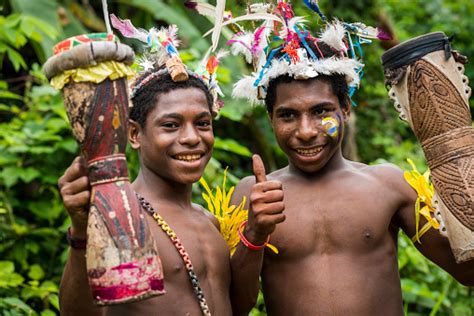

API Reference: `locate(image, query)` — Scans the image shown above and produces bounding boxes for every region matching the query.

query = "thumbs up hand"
[245,154,286,245]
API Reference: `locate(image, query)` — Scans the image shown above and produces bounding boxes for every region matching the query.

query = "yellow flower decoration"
[403,159,440,243]
[200,168,278,255]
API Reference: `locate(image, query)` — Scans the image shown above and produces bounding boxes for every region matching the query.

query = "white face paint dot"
[98,115,105,122]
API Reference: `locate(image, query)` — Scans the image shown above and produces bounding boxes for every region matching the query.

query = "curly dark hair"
[264,41,350,114]
[129,70,213,128]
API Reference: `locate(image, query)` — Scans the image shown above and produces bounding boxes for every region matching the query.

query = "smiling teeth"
[296,147,323,156]
[176,154,201,161]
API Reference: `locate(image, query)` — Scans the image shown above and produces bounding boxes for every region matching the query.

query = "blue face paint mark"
[336,113,343,143]
[322,117,339,139]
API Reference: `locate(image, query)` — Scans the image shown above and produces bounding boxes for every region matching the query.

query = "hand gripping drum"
[43,34,165,304]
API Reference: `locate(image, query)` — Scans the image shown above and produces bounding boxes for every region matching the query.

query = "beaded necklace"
[136,193,211,316]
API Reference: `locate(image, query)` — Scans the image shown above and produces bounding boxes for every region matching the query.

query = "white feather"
[167,25,180,47]
[229,32,253,63]
[232,56,363,104]
[255,25,271,69]
[232,75,260,104]
[291,59,312,77]
[320,20,347,52]
[211,0,226,52]
[248,3,272,14]
[214,83,225,97]
[256,53,267,70]
[136,55,154,72]
[135,28,150,43]
[216,49,229,60]
[156,48,170,67]
[277,17,307,40]
[287,16,307,31]
[256,23,271,49]
[204,13,282,37]
[307,58,361,84]
[350,22,379,39]
[267,59,289,80]
[150,26,181,49]
[272,16,306,40]
[200,47,213,69]
[192,2,216,17]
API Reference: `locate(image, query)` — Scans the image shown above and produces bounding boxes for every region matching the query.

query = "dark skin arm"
[390,165,474,286]
[229,155,285,315]
[58,157,105,316]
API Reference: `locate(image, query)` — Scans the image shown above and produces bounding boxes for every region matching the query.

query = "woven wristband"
[238,220,270,251]
[66,227,87,249]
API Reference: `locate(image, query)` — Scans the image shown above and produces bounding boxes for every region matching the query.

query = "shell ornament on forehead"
[215,0,391,105]
[110,14,227,115]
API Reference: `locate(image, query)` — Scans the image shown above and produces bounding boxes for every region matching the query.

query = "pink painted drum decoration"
[43,33,165,305]
[382,32,474,262]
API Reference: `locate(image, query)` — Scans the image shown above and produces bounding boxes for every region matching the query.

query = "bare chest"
[104,211,231,315]
[145,213,230,284]
[267,183,399,259]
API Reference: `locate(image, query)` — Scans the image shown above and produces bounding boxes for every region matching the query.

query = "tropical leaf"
[214,137,252,157]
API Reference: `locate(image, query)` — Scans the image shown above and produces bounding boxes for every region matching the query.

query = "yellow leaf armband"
[404,159,443,243]
[199,168,278,255]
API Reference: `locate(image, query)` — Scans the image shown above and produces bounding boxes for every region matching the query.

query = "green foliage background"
[0,0,472,315]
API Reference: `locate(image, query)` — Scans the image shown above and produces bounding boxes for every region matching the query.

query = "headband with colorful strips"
[110,14,227,114]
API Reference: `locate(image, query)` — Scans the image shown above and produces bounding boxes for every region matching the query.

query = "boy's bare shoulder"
[233,166,289,197]
[232,175,256,201]
[267,166,290,180]
[359,162,403,180]
[193,203,220,230]
[357,162,415,197]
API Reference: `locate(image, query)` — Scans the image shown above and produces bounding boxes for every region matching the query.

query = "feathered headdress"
[110,14,227,114]
[223,1,391,105]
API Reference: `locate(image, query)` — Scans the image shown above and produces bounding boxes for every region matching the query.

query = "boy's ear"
[342,105,351,123]
[128,119,141,149]
[341,98,351,123]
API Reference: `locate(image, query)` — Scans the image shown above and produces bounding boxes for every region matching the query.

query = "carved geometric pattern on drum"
[408,60,471,143]
[63,82,96,143]
[421,127,474,170]
[431,160,474,231]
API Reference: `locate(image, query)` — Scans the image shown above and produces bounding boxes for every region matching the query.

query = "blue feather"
[303,0,327,21]
[166,45,178,56]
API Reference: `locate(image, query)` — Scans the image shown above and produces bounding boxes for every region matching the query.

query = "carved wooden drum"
[382,32,473,262]
[44,33,165,304]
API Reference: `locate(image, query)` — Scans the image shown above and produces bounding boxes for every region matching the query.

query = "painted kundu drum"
[43,34,165,305]
[382,32,473,262]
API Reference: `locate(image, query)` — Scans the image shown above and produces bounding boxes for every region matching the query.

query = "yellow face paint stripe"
[322,117,339,138]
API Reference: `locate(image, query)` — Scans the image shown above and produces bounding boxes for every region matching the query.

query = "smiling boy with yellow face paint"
[227,6,474,315]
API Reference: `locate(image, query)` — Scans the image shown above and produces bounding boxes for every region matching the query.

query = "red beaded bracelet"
[67,227,87,249]
[238,220,270,251]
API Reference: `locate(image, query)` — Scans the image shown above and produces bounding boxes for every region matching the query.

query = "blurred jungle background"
[0,0,473,315]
